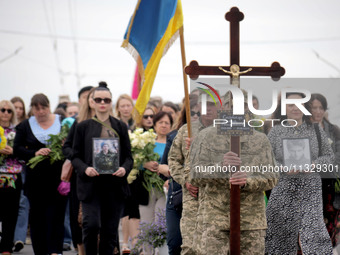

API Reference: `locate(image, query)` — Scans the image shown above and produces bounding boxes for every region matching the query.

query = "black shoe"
[63,243,72,251]
[13,241,24,252]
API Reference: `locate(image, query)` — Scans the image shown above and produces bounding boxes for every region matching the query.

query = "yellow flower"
[0,127,7,150]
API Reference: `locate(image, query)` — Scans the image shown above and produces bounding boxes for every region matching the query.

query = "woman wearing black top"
[72,85,133,255]
[13,94,67,255]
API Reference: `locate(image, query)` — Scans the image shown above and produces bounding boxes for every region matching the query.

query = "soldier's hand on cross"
[223,151,242,167]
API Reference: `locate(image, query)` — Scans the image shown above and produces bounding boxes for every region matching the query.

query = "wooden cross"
[185,7,285,255]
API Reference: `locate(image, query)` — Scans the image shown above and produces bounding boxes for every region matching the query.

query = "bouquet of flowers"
[131,209,167,255]
[0,128,15,165]
[0,126,7,150]
[127,128,165,193]
[28,121,72,168]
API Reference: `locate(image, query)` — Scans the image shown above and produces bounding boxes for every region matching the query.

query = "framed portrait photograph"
[92,138,119,174]
[282,137,312,171]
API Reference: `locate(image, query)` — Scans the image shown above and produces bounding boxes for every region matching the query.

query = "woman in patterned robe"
[265,92,334,254]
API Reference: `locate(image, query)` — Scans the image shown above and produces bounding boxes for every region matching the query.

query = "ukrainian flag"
[122,0,183,116]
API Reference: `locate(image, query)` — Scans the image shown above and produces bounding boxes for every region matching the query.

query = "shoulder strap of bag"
[92,117,120,139]
[314,123,322,157]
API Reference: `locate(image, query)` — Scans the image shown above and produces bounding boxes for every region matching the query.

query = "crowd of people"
[0,83,339,255]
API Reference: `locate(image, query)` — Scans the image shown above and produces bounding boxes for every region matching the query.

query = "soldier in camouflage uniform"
[94,142,118,173]
[169,95,218,255]
[189,91,278,255]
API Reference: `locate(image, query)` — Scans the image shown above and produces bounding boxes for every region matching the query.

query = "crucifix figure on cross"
[186,7,284,255]
[219,65,252,79]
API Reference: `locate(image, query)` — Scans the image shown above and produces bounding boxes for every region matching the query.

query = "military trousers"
[180,188,199,255]
[200,226,266,255]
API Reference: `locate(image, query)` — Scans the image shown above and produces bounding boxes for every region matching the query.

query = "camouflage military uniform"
[94,150,118,173]
[168,120,206,255]
[190,126,278,255]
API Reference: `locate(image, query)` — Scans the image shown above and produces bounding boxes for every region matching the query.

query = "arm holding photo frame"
[283,137,312,172]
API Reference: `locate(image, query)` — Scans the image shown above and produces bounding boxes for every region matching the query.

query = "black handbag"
[170,188,183,209]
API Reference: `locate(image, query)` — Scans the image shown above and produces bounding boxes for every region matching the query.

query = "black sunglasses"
[143,114,154,119]
[93,97,112,104]
[191,111,200,117]
[0,108,12,114]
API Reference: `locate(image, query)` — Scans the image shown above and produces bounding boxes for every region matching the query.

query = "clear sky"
[0,0,339,122]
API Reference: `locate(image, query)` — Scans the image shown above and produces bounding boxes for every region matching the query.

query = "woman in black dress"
[14,94,67,255]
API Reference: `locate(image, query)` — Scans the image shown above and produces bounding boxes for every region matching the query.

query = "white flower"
[127,169,139,184]
[135,128,143,135]
[129,133,136,141]
[131,138,139,148]
[328,138,333,145]
[7,131,15,141]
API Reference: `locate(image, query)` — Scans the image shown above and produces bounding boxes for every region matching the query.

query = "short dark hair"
[30,93,50,108]
[78,86,93,99]
[56,102,68,111]
[153,111,173,127]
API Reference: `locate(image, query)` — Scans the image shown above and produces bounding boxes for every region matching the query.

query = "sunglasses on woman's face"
[143,114,154,120]
[191,111,200,117]
[93,97,112,104]
[0,108,12,114]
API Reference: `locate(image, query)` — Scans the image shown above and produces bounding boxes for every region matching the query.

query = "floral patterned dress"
[0,125,23,253]
[265,122,333,255]
[0,125,23,188]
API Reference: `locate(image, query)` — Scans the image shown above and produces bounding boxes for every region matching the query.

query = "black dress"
[13,117,67,255]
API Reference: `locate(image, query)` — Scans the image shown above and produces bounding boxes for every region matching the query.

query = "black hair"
[93,81,112,96]
[78,86,93,99]
[310,93,328,111]
[272,92,312,125]
[56,102,68,111]
[153,111,173,127]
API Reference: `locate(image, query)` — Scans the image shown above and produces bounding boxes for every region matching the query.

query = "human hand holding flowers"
[28,122,71,169]
[127,128,164,193]
[143,161,159,172]
[35,148,51,156]
[0,145,13,155]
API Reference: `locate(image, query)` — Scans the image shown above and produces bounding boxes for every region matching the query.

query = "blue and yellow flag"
[122,0,183,116]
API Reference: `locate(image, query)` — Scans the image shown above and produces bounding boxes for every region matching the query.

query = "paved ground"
[13,224,125,255]
[15,244,76,255]
[16,243,340,255]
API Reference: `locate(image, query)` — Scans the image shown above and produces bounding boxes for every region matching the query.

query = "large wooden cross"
[185,7,285,255]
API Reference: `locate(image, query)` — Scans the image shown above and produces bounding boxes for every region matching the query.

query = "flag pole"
[179,26,191,138]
